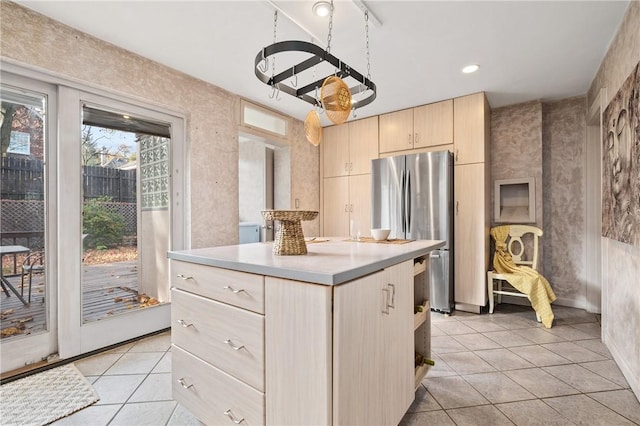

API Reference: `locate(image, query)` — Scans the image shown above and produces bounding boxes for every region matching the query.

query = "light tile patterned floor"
[402,304,640,425]
[53,304,639,425]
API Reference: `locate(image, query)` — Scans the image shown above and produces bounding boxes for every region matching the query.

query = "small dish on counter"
[371,228,391,241]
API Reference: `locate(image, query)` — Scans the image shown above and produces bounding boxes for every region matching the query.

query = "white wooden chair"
[487,225,542,322]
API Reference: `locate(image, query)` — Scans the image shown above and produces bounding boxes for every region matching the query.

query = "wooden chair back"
[501,225,543,271]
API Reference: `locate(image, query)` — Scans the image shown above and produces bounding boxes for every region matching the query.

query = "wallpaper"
[587,0,640,399]
[541,97,587,303]
[0,1,319,248]
[490,101,544,230]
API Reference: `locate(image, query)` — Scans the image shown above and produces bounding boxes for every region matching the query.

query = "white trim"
[603,327,640,401]
[584,88,605,313]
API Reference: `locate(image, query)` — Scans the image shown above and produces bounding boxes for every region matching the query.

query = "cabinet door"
[453,93,488,165]
[333,271,385,425]
[381,261,414,425]
[323,123,350,178]
[413,100,453,148]
[379,109,413,153]
[323,176,349,237]
[349,174,372,238]
[349,116,379,175]
[454,163,488,306]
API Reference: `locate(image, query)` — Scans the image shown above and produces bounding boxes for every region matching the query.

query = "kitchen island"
[168,238,444,426]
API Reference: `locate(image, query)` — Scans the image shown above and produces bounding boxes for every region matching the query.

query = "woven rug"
[0,364,99,426]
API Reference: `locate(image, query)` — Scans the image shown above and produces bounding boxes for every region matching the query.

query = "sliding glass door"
[0,73,58,374]
[58,88,186,357]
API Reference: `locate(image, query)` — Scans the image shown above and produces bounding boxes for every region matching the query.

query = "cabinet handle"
[344,204,349,212]
[456,201,459,215]
[388,283,396,309]
[349,204,353,213]
[223,285,247,294]
[414,133,419,143]
[177,378,193,389]
[176,319,194,328]
[224,409,245,424]
[345,162,349,172]
[382,287,390,314]
[176,274,193,280]
[455,149,459,162]
[408,133,412,145]
[349,162,353,172]
[224,339,246,351]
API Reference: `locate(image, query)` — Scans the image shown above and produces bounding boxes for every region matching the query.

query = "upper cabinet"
[379,100,453,154]
[323,116,378,178]
[453,93,491,165]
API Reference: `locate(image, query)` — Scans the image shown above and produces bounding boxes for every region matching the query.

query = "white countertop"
[168,238,445,285]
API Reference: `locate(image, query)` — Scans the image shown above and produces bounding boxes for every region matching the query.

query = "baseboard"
[552,296,587,310]
[454,303,481,314]
[603,329,640,402]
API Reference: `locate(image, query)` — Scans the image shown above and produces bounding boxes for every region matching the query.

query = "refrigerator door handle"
[405,170,412,233]
[430,252,440,259]
[400,169,406,233]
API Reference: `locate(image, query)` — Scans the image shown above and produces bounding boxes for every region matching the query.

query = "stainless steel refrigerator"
[371,151,454,313]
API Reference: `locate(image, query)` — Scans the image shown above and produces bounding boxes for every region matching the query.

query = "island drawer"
[172,288,265,391]
[172,345,264,426]
[171,260,264,314]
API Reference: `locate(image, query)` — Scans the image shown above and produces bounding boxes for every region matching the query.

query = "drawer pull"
[224,409,245,424]
[223,285,247,294]
[176,319,194,328]
[224,339,246,351]
[176,274,193,280]
[177,378,193,389]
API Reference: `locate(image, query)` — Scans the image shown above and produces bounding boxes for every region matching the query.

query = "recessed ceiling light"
[122,115,130,119]
[462,64,480,74]
[313,1,331,17]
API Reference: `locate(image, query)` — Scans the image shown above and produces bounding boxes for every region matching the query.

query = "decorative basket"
[321,76,352,125]
[261,210,319,255]
[304,110,322,146]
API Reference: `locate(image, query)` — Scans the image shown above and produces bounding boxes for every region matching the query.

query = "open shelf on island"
[413,257,426,276]
[414,300,429,331]
[414,362,430,389]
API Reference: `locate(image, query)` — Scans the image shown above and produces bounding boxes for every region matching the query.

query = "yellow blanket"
[491,226,557,328]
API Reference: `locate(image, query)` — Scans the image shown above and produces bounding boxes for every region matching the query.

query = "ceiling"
[17,1,629,124]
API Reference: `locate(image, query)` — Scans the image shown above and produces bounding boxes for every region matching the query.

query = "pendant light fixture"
[254,0,377,124]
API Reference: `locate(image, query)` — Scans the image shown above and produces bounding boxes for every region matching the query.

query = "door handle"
[382,287,390,314]
[456,201,459,215]
[405,170,411,232]
[400,169,406,233]
[388,283,396,309]
[408,133,412,145]
[455,149,459,162]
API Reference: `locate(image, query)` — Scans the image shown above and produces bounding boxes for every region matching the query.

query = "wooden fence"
[1,156,136,202]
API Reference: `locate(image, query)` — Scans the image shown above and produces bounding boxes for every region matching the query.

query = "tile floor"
[52,304,640,425]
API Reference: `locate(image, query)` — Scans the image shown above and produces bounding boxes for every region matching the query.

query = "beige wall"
[587,0,640,400]
[490,101,544,232]
[541,97,587,306]
[490,98,588,308]
[0,1,320,249]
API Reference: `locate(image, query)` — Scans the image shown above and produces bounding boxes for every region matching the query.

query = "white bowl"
[371,228,391,241]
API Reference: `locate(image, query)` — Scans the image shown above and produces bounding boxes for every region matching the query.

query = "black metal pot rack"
[254,40,377,110]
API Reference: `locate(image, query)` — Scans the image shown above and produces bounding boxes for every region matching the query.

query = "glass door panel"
[0,76,57,374]
[80,108,170,324]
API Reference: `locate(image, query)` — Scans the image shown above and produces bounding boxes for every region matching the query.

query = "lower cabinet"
[333,261,413,425]
[172,259,422,426]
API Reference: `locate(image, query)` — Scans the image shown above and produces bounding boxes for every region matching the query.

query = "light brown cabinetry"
[171,262,266,425]
[171,256,426,426]
[323,116,378,178]
[453,92,490,165]
[333,261,413,426]
[379,100,453,153]
[322,117,376,237]
[453,92,491,310]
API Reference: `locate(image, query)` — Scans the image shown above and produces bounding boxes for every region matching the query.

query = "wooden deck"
[1,260,162,340]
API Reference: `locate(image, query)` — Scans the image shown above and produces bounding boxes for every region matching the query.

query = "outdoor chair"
[21,250,45,303]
